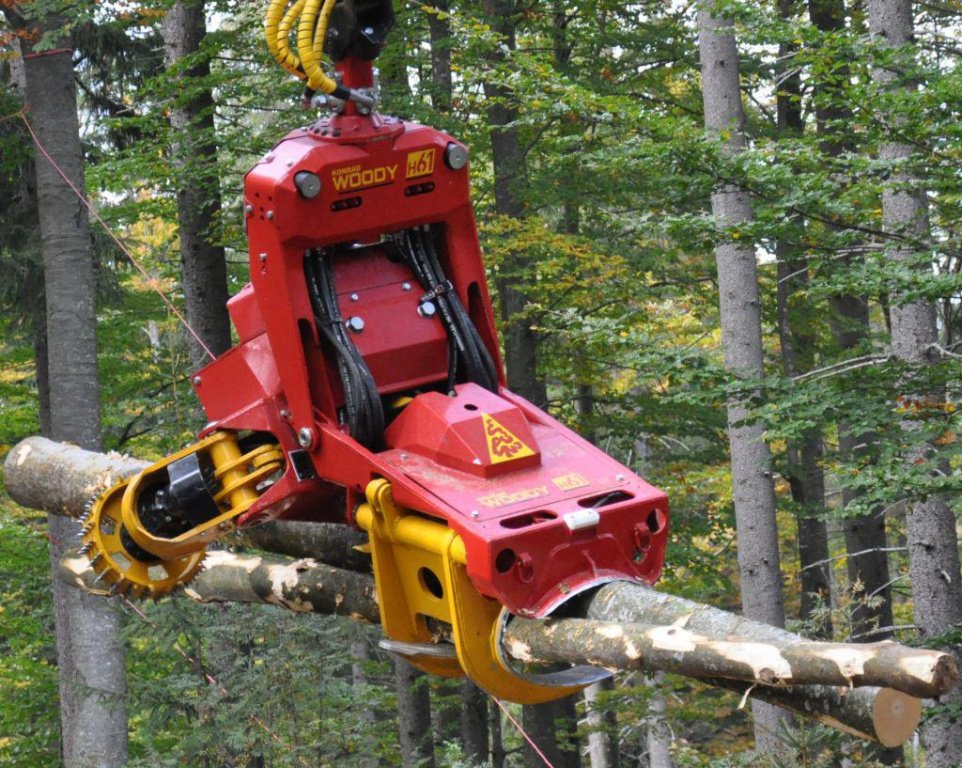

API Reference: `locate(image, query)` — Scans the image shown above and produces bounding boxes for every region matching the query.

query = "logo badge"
[481,414,535,465]
[406,149,436,179]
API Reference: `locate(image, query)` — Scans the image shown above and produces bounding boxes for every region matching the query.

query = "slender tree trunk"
[522,698,580,768]
[807,0,896,645]
[482,0,546,406]
[584,678,619,768]
[490,698,506,768]
[775,0,831,634]
[162,0,231,367]
[17,23,128,768]
[395,658,435,768]
[697,2,788,751]
[867,3,962,765]
[645,673,673,768]
[426,0,452,111]
[459,680,489,765]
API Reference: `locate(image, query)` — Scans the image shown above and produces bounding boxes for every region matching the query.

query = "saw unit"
[83,0,669,704]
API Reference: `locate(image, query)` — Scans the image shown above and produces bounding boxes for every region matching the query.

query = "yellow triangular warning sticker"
[481,413,535,464]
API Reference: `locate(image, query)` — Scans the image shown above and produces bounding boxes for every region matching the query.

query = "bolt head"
[418,301,437,318]
[266,210,274,220]
[192,376,202,385]
[297,427,314,448]
[402,282,412,292]
[346,316,365,333]
[350,293,360,302]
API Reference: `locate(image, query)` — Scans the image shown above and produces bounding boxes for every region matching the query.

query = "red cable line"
[19,112,217,362]
[493,696,559,768]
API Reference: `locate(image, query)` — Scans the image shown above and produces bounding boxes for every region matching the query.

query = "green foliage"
[0,501,59,768]
[3,0,962,763]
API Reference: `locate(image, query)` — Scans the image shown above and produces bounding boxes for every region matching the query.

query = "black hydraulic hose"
[305,250,384,449]
[419,229,498,391]
[401,227,498,393]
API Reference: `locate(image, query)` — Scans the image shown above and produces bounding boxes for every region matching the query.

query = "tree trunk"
[459,680,489,765]
[867,2,962,765]
[482,0,546,406]
[696,1,788,750]
[490,698,506,768]
[807,0,896,645]
[645,673,673,768]
[15,21,128,767]
[774,0,831,635]
[395,658,436,768]
[522,700,576,768]
[162,0,231,367]
[426,0,452,111]
[584,678,619,768]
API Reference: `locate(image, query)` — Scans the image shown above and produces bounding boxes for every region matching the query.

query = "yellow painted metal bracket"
[122,431,283,559]
[355,478,594,704]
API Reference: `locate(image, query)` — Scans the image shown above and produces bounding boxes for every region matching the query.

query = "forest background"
[1,0,961,767]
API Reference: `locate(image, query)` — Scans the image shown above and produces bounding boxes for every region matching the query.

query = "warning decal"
[481,413,536,465]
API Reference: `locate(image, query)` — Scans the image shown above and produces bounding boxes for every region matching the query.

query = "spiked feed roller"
[83,0,669,703]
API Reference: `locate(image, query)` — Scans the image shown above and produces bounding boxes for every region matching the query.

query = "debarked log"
[6,437,957,746]
[58,547,926,746]
[502,616,956,699]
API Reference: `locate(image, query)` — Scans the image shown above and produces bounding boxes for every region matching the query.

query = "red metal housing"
[189,80,668,618]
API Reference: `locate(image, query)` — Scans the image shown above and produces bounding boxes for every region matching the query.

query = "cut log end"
[873,687,922,748]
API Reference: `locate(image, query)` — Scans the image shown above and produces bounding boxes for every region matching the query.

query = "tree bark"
[395,658,435,768]
[503,616,957,699]
[426,0,452,111]
[775,0,831,634]
[459,680,489,765]
[162,0,231,367]
[584,677,619,768]
[645,672,673,768]
[481,0,546,407]
[697,1,788,750]
[7,437,952,747]
[807,0,896,644]
[867,2,962,765]
[12,18,129,766]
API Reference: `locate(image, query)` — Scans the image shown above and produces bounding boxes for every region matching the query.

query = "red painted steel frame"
[188,63,668,617]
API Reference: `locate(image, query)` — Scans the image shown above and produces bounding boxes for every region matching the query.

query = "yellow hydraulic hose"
[297,0,339,93]
[265,0,339,93]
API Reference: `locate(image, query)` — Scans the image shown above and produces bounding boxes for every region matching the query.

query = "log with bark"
[6,437,959,747]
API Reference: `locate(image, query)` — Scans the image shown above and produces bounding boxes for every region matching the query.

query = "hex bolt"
[471,510,480,518]
[350,293,360,302]
[419,301,437,318]
[192,376,202,385]
[244,204,253,215]
[298,427,314,448]
[402,282,412,291]
[259,252,267,263]
[266,210,274,220]
[616,474,625,482]
[346,316,365,333]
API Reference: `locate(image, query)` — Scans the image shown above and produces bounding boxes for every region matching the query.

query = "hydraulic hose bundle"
[265,0,343,96]
[305,249,385,449]
[399,227,499,394]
